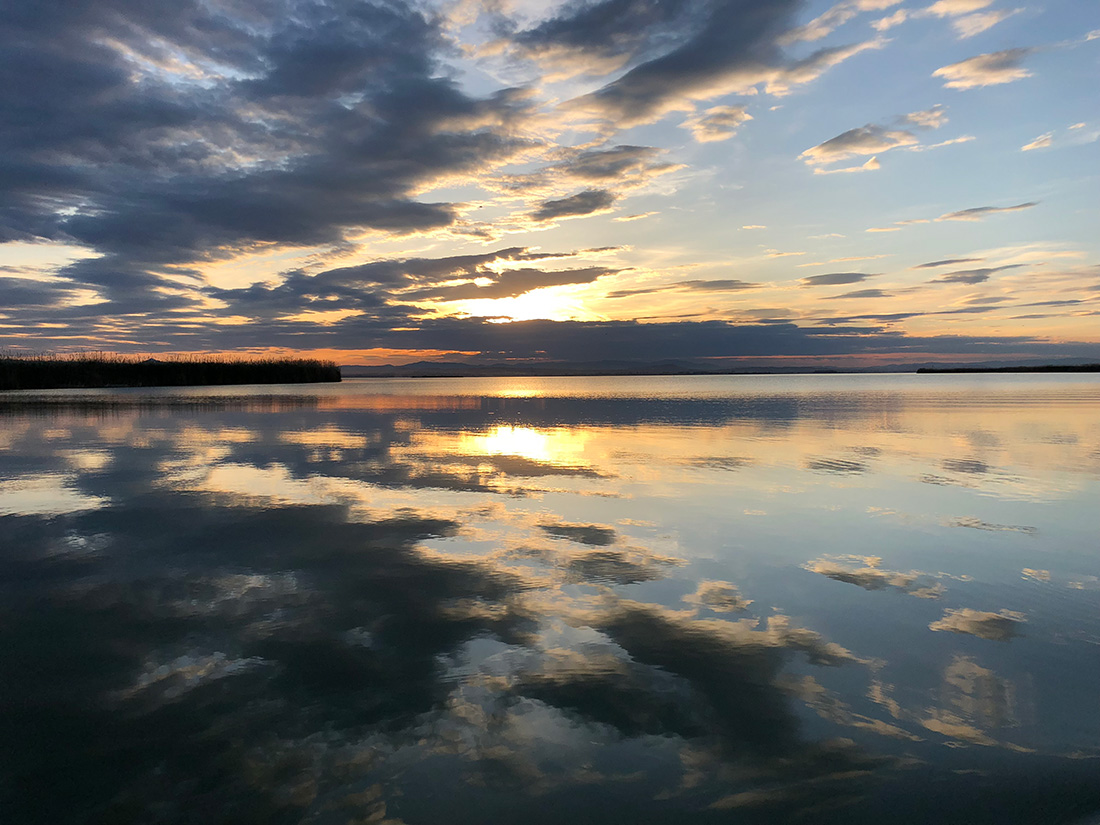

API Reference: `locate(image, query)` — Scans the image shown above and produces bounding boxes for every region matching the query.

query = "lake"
[2,374,1099,824]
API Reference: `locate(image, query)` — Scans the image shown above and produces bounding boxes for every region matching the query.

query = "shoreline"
[0,356,341,391]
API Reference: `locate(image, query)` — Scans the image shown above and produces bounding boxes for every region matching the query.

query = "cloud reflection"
[2,378,1099,823]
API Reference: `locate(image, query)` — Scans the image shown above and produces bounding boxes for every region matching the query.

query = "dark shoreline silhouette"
[916,364,1100,374]
[341,359,1100,379]
[0,355,341,391]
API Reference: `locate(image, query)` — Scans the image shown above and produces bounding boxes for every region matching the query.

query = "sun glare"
[451,288,600,322]
[457,425,590,465]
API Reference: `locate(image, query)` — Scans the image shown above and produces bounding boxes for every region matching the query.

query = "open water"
[2,374,1099,824]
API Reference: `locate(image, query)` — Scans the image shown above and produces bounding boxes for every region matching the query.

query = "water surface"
[3,374,1099,823]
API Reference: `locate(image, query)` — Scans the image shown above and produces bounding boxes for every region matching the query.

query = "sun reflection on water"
[458,424,590,465]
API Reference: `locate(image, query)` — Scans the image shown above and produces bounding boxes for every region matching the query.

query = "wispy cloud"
[801,126,918,165]
[813,156,881,175]
[824,288,893,299]
[936,202,1038,221]
[912,257,984,268]
[801,105,965,171]
[930,264,1024,283]
[924,0,995,17]
[682,105,753,142]
[872,9,909,30]
[780,0,903,44]
[933,48,1033,89]
[800,272,878,286]
[1021,132,1053,151]
[952,8,1021,38]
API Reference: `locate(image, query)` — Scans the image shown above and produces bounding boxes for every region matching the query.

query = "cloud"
[494,145,681,196]
[913,258,984,268]
[929,608,1026,641]
[0,0,541,306]
[872,9,909,30]
[408,266,617,301]
[531,189,618,222]
[742,225,767,230]
[206,246,593,318]
[923,0,995,17]
[902,104,949,129]
[812,156,881,174]
[563,1,885,128]
[677,279,759,291]
[951,8,1021,38]
[800,272,878,286]
[780,0,902,44]
[933,49,1033,89]
[505,0,704,80]
[604,278,758,299]
[1021,132,1053,151]
[801,106,951,169]
[931,264,1024,283]
[824,288,892,299]
[936,202,1038,221]
[682,105,753,142]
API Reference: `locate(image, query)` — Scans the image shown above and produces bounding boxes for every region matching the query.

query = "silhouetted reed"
[0,353,341,391]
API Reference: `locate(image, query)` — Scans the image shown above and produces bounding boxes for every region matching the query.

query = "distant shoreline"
[915,364,1100,375]
[0,356,341,391]
[341,361,1100,379]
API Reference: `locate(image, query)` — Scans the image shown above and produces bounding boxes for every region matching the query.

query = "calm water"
[2,374,1099,824]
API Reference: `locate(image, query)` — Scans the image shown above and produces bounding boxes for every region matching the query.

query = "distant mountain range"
[340,358,1100,378]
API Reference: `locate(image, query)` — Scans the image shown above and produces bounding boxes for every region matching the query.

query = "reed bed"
[0,354,341,391]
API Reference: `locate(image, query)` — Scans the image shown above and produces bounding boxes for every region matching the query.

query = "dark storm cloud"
[800,272,877,287]
[931,264,1024,284]
[0,0,538,303]
[531,189,618,222]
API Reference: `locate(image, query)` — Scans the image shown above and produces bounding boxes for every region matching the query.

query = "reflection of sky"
[2,375,1099,823]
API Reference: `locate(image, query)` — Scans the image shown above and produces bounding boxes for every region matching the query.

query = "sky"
[1,0,1098,367]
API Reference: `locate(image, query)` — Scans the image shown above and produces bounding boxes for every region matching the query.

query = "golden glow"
[450,287,602,322]
[456,425,591,465]
[0,241,100,270]
[198,244,334,290]
[280,309,362,324]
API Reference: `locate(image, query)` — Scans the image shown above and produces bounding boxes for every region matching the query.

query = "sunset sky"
[2,0,1098,366]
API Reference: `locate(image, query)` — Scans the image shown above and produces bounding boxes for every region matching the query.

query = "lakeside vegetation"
[0,354,341,391]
